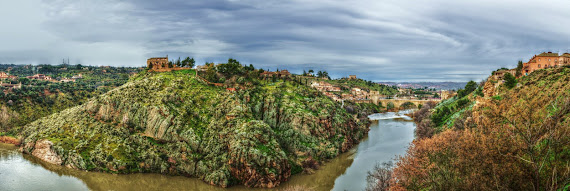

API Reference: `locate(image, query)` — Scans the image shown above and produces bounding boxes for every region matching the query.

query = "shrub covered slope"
[389,67,570,190]
[20,69,369,188]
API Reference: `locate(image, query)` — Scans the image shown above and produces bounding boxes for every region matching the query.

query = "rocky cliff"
[19,69,369,188]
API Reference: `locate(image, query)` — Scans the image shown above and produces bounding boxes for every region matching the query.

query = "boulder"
[31,139,63,165]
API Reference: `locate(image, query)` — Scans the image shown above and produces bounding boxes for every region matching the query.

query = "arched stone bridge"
[375,98,441,109]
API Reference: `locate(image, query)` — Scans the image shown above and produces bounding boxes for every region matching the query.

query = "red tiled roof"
[537,52,559,57]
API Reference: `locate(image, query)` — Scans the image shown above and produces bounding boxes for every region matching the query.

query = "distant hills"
[378,82,468,90]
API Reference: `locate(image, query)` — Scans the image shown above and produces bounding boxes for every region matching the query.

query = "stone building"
[0,72,16,80]
[560,53,570,65]
[523,52,570,75]
[439,90,456,100]
[26,74,52,81]
[349,75,357,80]
[147,56,170,70]
[311,81,341,92]
[71,74,83,79]
[1,82,21,89]
[260,70,291,78]
[492,69,516,80]
[196,65,209,72]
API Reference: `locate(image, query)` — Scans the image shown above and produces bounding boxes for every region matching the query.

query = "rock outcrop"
[19,70,369,188]
[482,80,499,97]
[26,139,63,165]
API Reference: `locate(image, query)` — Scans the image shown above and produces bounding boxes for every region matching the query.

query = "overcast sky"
[1,0,569,82]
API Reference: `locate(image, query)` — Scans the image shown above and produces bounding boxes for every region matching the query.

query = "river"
[0,111,415,191]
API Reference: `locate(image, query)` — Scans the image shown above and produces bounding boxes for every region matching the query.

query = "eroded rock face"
[31,140,63,165]
[228,121,290,188]
[483,80,499,97]
[18,71,370,188]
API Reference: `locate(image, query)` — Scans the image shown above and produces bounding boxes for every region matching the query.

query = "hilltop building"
[1,82,21,89]
[0,72,16,80]
[260,70,291,78]
[523,52,570,75]
[26,74,52,81]
[60,78,75,83]
[196,65,209,72]
[71,74,83,79]
[492,69,516,80]
[147,57,170,71]
[311,81,341,92]
[439,90,456,100]
[349,75,357,80]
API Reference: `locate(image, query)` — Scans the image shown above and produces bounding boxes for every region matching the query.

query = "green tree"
[181,57,189,67]
[504,73,517,89]
[516,60,523,77]
[465,81,477,93]
[189,58,195,68]
[175,57,181,67]
[457,81,478,98]
[244,64,254,71]
[322,71,329,79]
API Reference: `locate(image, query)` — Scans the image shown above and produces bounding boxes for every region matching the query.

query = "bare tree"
[365,161,394,191]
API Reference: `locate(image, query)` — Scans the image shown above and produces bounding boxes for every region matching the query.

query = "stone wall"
[147,57,169,70]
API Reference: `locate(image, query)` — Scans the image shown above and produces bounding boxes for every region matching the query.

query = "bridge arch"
[377,99,441,110]
[399,101,417,110]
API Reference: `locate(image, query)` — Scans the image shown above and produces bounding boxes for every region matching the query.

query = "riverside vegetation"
[366,66,570,190]
[14,59,397,188]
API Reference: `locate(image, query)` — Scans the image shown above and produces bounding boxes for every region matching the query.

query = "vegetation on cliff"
[367,67,570,190]
[20,65,370,188]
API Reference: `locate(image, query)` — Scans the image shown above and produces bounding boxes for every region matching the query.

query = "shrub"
[504,73,517,89]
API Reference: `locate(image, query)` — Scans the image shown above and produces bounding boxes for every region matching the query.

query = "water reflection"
[0,143,355,191]
[0,111,415,191]
[331,111,416,191]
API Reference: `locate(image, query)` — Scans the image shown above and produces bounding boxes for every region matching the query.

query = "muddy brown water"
[0,111,415,191]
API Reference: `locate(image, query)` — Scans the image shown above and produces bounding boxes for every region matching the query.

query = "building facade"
[147,57,170,70]
[492,69,516,80]
[523,52,570,75]
[0,72,16,80]
[26,74,52,81]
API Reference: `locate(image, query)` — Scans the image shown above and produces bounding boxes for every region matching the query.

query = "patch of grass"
[257,143,271,154]
[146,136,165,146]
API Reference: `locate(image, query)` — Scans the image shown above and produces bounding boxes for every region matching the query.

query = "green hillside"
[389,67,570,190]
[20,69,369,188]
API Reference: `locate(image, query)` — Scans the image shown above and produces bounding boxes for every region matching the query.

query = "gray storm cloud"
[0,0,569,82]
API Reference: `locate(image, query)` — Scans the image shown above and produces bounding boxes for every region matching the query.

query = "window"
[539,59,541,61]
[549,59,551,61]
[538,64,541,67]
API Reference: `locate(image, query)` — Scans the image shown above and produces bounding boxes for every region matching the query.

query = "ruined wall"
[147,57,169,70]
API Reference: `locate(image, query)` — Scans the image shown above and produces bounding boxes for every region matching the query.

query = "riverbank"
[1,111,417,191]
[0,136,20,145]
